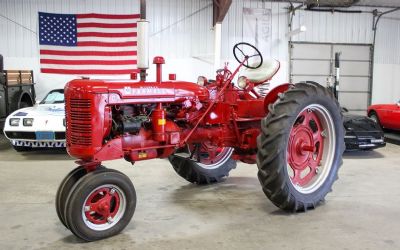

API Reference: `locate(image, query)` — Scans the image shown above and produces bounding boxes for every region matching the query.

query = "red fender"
[263,83,293,113]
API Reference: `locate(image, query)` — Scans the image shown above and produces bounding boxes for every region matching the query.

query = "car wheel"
[368,111,382,129]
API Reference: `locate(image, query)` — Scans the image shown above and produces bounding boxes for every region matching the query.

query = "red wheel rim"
[82,184,126,231]
[84,187,120,224]
[286,104,335,193]
[197,143,228,165]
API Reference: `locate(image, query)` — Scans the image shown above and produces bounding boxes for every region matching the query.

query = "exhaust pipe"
[137,0,149,81]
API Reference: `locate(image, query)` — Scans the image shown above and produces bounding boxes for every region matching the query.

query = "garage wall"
[1,0,399,105]
[290,7,400,105]
[373,13,400,104]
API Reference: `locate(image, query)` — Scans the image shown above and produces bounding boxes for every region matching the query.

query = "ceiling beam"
[213,0,232,26]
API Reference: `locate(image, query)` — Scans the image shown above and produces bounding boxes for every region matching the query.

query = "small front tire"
[55,165,104,229]
[64,169,136,241]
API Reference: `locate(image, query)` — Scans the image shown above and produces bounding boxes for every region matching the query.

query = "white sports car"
[3,89,66,151]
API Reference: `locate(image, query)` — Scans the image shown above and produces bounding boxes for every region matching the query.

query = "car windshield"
[40,89,64,104]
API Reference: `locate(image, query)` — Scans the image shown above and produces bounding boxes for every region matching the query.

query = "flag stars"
[39,13,77,46]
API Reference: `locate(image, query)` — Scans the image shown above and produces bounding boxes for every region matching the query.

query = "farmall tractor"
[57,41,344,241]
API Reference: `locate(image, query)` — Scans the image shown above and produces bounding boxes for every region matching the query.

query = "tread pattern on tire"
[169,153,237,185]
[256,82,345,212]
[63,168,136,242]
[55,165,105,229]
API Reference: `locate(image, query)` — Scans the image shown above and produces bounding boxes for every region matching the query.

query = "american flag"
[38,12,140,75]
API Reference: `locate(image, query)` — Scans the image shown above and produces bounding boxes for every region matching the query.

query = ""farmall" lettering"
[124,86,173,96]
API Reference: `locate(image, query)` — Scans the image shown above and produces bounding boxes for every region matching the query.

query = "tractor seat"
[239,59,280,83]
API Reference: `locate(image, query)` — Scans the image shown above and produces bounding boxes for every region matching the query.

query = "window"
[41,89,64,104]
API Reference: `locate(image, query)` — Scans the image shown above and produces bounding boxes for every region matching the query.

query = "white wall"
[1,0,399,104]
[290,6,400,104]
[373,12,400,104]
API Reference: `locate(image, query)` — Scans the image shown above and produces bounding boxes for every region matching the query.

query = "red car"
[368,100,400,130]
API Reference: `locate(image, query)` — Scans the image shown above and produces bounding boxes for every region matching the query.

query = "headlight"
[197,76,207,86]
[23,118,34,126]
[9,118,20,126]
[237,76,248,89]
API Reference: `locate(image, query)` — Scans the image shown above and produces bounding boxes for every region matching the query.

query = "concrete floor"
[0,135,399,250]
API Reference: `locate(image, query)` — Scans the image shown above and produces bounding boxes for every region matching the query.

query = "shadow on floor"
[46,231,136,248]
[0,134,71,160]
[343,150,384,159]
[0,133,11,151]
[15,148,72,161]
[169,176,281,214]
[385,129,400,145]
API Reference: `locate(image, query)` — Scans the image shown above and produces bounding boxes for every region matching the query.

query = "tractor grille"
[67,98,92,146]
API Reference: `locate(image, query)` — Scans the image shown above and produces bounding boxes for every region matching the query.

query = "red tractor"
[57,43,344,241]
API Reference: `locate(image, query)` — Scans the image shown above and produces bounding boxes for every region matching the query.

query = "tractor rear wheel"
[169,144,236,184]
[257,82,344,212]
[63,168,136,241]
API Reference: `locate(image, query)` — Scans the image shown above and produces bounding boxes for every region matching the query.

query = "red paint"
[169,74,176,81]
[76,13,141,19]
[263,83,292,113]
[152,103,167,142]
[77,22,137,29]
[368,102,400,130]
[130,72,138,80]
[287,109,324,187]
[64,56,297,165]
[43,69,139,75]
[153,57,165,83]
[84,187,121,225]
[40,50,137,56]
[77,41,137,47]
[78,32,138,38]
[40,59,137,65]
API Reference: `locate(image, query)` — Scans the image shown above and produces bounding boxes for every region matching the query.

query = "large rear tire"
[257,82,345,212]
[169,144,236,184]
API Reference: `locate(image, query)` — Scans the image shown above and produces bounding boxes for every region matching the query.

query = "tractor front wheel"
[55,165,105,228]
[169,144,236,184]
[63,168,136,241]
[257,82,344,212]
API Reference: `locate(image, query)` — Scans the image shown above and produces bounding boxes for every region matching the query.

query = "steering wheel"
[233,42,263,69]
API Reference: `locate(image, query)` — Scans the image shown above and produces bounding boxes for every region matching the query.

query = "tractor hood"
[65,79,210,103]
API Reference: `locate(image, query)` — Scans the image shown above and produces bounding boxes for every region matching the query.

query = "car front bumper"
[11,139,66,148]
[344,135,386,151]
[4,131,66,148]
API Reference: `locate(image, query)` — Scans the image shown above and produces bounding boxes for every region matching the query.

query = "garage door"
[290,42,372,115]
